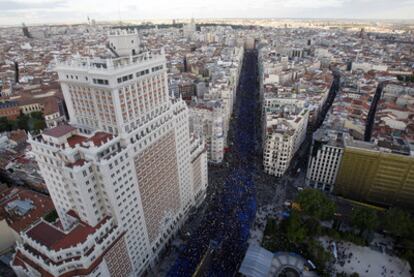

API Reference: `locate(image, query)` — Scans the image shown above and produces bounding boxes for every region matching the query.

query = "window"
[93,79,109,85]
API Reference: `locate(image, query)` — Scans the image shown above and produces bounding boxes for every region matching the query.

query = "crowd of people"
[168,50,259,276]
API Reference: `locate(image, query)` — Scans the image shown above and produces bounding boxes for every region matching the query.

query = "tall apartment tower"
[12,30,208,277]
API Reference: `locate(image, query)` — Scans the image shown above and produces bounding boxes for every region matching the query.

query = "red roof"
[43,125,76,138]
[0,188,55,233]
[12,229,126,277]
[67,209,80,220]
[67,135,87,147]
[67,159,87,168]
[89,132,113,147]
[26,221,95,250]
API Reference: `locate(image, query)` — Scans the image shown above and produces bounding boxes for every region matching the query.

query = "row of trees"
[281,189,414,275]
[295,188,414,239]
[0,111,46,133]
[397,75,414,83]
[262,190,338,275]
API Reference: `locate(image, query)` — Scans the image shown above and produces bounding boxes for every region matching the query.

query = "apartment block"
[306,129,347,192]
[263,103,309,177]
[11,30,208,277]
[189,101,224,163]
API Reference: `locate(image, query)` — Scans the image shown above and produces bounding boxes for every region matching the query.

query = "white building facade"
[306,129,347,192]
[189,102,225,163]
[263,104,308,177]
[12,31,208,277]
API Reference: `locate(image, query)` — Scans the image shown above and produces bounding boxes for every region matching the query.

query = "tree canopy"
[383,207,413,238]
[0,117,12,132]
[296,188,336,220]
[0,112,46,133]
[285,210,307,244]
[351,207,379,233]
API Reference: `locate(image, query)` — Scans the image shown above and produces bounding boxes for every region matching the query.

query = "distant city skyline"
[1,0,414,26]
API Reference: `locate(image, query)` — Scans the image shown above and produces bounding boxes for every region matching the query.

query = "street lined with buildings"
[0,18,413,277]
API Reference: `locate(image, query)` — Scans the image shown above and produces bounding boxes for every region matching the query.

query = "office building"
[335,139,414,209]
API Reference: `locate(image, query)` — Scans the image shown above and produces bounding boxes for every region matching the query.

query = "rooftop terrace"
[55,49,165,72]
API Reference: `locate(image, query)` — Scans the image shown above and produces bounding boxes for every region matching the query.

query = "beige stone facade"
[134,130,180,243]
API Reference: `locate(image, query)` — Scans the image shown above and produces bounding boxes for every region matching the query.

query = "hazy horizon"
[1,0,414,26]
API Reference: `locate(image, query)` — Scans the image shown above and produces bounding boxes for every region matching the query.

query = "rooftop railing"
[56,49,165,71]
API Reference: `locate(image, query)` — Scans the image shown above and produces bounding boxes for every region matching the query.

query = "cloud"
[0,0,413,25]
[0,0,67,11]
[276,0,349,8]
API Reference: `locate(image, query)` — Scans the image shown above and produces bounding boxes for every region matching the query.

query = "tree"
[30,111,44,120]
[43,210,58,223]
[304,217,322,236]
[296,188,336,220]
[351,207,379,235]
[383,208,413,238]
[32,118,46,131]
[0,117,12,132]
[29,112,46,131]
[0,112,46,133]
[16,114,30,130]
[306,239,333,271]
[285,211,307,243]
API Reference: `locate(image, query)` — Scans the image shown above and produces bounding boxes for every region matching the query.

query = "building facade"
[335,142,414,209]
[0,100,20,120]
[263,103,309,177]
[13,214,130,277]
[189,101,224,163]
[182,19,196,39]
[11,30,208,276]
[306,129,346,192]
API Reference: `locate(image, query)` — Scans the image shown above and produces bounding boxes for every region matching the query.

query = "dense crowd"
[168,50,259,276]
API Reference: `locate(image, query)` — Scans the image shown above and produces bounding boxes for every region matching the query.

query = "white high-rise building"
[263,103,308,177]
[306,129,346,192]
[11,30,208,277]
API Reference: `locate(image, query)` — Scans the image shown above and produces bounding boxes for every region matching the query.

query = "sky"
[1,0,414,25]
